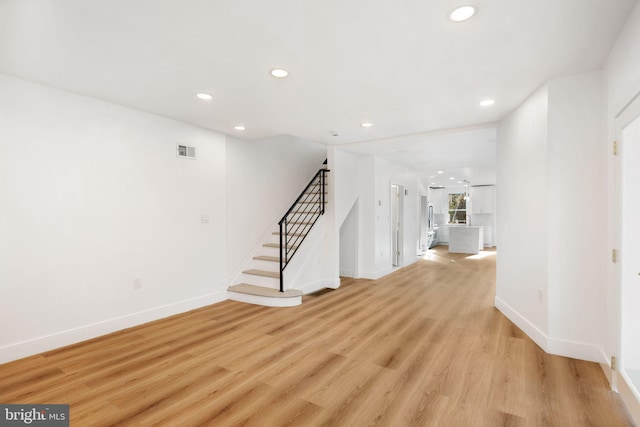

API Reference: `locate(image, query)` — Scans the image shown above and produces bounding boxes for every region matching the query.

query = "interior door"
[616,91,640,421]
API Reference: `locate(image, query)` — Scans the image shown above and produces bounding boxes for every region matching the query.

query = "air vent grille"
[177,144,196,159]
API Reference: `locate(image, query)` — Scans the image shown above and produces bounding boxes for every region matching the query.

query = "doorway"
[391,184,404,267]
[616,91,640,417]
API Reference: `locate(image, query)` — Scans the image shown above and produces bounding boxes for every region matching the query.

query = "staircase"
[228,163,329,307]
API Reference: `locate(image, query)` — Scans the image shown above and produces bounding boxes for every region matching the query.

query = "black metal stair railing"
[278,167,329,292]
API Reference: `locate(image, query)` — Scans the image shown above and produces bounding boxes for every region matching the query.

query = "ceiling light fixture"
[449,5,476,22]
[437,171,444,174]
[450,177,455,180]
[196,93,213,100]
[270,69,289,78]
[361,122,373,128]
[234,125,246,131]
[480,99,495,107]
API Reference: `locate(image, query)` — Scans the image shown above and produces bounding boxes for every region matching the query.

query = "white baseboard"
[618,371,640,426]
[403,257,418,267]
[360,267,393,280]
[339,269,355,278]
[547,337,605,363]
[494,296,548,350]
[0,291,227,364]
[297,278,341,295]
[360,259,417,280]
[495,296,608,364]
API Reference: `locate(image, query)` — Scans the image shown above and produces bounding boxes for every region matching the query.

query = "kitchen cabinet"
[438,225,449,243]
[449,226,483,254]
[481,225,494,246]
[430,188,445,214]
[470,186,495,214]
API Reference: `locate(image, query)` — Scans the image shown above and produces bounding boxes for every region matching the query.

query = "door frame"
[390,184,404,267]
[614,89,640,422]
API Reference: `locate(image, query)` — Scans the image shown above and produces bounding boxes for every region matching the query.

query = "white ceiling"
[0,0,636,177]
[343,124,497,187]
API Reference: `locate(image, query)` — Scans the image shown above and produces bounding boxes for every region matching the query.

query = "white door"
[616,92,640,421]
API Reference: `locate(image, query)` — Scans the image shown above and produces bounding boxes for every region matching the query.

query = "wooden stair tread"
[228,284,302,298]
[272,232,305,237]
[254,255,279,262]
[264,243,298,249]
[243,269,279,278]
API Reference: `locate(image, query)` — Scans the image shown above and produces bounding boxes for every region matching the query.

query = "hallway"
[0,247,632,425]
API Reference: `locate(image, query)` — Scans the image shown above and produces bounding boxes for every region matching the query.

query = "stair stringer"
[280,215,340,295]
[229,222,282,290]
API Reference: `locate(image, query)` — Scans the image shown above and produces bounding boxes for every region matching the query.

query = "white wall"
[332,149,420,280]
[496,85,550,345]
[497,72,608,362]
[339,200,358,277]
[0,74,227,363]
[356,156,377,278]
[333,148,361,227]
[546,72,606,359]
[333,147,361,279]
[371,157,419,278]
[225,134,326,281]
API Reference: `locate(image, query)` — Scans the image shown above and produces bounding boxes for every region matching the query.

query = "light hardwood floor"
[0,246,634,426]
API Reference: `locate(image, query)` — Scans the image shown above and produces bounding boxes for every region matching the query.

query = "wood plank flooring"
[0,246,634,426]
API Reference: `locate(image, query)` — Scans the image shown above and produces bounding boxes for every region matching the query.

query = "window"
[448,193,467,224]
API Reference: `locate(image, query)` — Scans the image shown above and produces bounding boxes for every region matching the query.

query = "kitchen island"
[448,225,483,254]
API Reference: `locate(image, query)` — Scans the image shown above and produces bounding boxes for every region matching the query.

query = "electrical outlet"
[538,288,544,302]
[134,278,142,290]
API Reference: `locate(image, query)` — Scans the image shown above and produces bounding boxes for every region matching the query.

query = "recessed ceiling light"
[458,181,463,184]
[431,182,437,185]
[361,122,373,128]
[480,99,495,107]
[437,171,444,174]
[196,93,212,100]
[449,5,476,22]
[450,177,455,180]
[270,69,289,78]
[234,125,246,131]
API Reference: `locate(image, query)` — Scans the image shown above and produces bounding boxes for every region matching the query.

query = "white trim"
[298,278,341,294]
[614,88,640,408]
[547,337,606,363]
[227,291,301,307]
[339,269,355,277]
[0,291,227,364]
[495,296,609,363]
[617,370,640,425]
[360,267,394,280]
[494,296,548,350]
[359,258,417,280]
[599,347,615,388]
[402,257,418,267]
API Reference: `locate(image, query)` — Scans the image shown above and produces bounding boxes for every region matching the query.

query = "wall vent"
[177,144,196,159]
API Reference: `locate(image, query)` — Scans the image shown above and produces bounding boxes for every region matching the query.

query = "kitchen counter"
[449,226,483,254]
